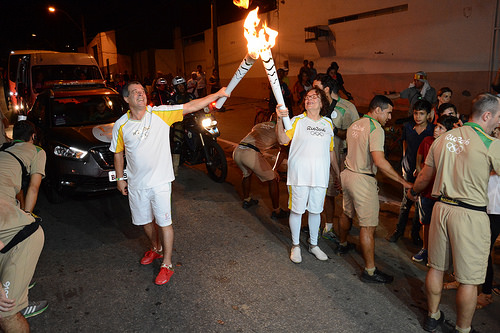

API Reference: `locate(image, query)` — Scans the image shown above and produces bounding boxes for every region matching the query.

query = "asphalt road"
[24,97,500,332]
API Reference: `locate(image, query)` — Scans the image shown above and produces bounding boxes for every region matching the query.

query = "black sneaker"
[337,243,355,255]
[361,268,394,284]
[386,230,402,243]
[20,300,48,318]
[242,199,258,209]
[271,209,289,219]
[423,311,444,332]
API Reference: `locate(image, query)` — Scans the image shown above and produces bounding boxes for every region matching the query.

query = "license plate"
[108,169,128,182]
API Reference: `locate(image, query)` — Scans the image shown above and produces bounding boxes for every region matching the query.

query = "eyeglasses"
[304,94,319,101]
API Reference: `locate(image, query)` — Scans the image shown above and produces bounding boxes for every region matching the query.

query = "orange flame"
[233,0,250,9]
[244,7,278,59]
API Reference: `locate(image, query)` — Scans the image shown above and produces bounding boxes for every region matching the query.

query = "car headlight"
[201,118,217,129]
[54,145,88,159]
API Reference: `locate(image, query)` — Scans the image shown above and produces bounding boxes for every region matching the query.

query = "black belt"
[347,169,375,178]
[0,220,40,254]
[239,142,261,153]
[439,196,487,212]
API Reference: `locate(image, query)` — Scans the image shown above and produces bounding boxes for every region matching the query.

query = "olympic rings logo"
[309,131,325,136]
[446,141,464,154]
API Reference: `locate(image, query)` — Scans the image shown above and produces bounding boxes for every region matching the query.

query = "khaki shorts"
[341,169,379,227]
[326,152,346,197]
[233,146,276,182]
[428,202,490,285]
[0,227,44,317]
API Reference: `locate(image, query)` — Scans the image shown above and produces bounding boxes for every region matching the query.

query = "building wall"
[213,0,499,112]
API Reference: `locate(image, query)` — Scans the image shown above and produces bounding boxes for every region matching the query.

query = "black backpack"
[0,142,31,192]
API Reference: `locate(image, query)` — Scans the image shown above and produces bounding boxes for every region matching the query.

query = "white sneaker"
[290,246,302,263]
[309,246,328,261]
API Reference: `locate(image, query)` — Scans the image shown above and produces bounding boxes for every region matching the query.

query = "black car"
[27,82,128,201]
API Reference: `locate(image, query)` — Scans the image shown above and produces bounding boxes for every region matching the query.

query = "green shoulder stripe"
[335,106,346,116]
[465,122,493,149]
[363,115,378,133]
[35,145,43,152]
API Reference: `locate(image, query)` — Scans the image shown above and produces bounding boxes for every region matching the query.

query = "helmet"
[156,77,167,85]
[172,76,186,86]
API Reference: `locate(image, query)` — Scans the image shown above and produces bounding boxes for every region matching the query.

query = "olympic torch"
[215,54,256,109]
[243,7,291,130]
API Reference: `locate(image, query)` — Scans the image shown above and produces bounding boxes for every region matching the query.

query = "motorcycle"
[171,104,227,182]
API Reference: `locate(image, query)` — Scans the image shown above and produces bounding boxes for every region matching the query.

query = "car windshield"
[50,95,125,127]
[33,65,103,92]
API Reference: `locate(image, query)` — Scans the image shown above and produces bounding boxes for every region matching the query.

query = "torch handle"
[215,54,256,109]
[262,50,292,130]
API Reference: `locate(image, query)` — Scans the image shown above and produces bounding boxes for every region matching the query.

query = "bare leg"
[143,222,161,251]
[426,267,445,314]
[359,226,376,269]
[0,312,29,333]
[160,225,174,267]
[456,284,478,329]
[242,175,252,199]
[423,224,429,249]
[339,213,352,243]
[268,178,280,211]
[324,195,335,231]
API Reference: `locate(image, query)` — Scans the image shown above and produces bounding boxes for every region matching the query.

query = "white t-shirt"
[285,113,334,187]
[110,105,183,190]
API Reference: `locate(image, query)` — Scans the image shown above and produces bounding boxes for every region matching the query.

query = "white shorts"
[288,185,327,214]
[128,182,173,227]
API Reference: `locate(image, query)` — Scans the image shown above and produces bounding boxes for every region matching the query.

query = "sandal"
[443,280,460,290]
[476,293,493,309]
[492,286,500,296]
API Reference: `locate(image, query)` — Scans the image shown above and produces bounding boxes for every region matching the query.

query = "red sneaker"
[140,250,163,265]
[155,264,174,285]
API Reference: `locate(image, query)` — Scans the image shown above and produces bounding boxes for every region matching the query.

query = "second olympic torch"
[261,49,291,130]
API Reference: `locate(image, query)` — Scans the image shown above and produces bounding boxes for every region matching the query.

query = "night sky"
[0,0,275,68]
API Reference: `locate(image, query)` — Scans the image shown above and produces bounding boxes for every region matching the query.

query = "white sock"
[289,211,302,245]
[308,213,321,246]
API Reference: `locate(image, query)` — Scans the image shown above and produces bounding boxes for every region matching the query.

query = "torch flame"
[233,0,250,9]
[244,7,278,59]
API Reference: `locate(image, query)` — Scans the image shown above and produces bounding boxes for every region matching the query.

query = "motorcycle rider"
[150,78,171,106]
[170,76,196,176]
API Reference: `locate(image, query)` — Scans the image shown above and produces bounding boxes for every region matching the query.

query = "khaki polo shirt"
[426,122,500,206]
[0,142,46,204]
[344,115,385,175]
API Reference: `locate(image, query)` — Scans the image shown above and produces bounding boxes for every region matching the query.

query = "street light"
[48,6,87,53]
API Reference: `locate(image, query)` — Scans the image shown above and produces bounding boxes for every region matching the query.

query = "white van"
[8,50,104,114]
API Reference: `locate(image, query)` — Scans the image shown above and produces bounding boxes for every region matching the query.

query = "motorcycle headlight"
[202,118,217,129]
[54,145,88,159]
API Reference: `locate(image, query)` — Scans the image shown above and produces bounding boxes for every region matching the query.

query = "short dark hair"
[13,120,36,142]
[369,95,393,112]
[437,87,453,97]
[413,99,432,114]
[471,93,500,118]
[314,73,339,94]
[436,115,459,131]
[122,81,143,97]
[437,103,457,116]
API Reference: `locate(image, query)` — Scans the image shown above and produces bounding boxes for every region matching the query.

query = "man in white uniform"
[110,81,227,285]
